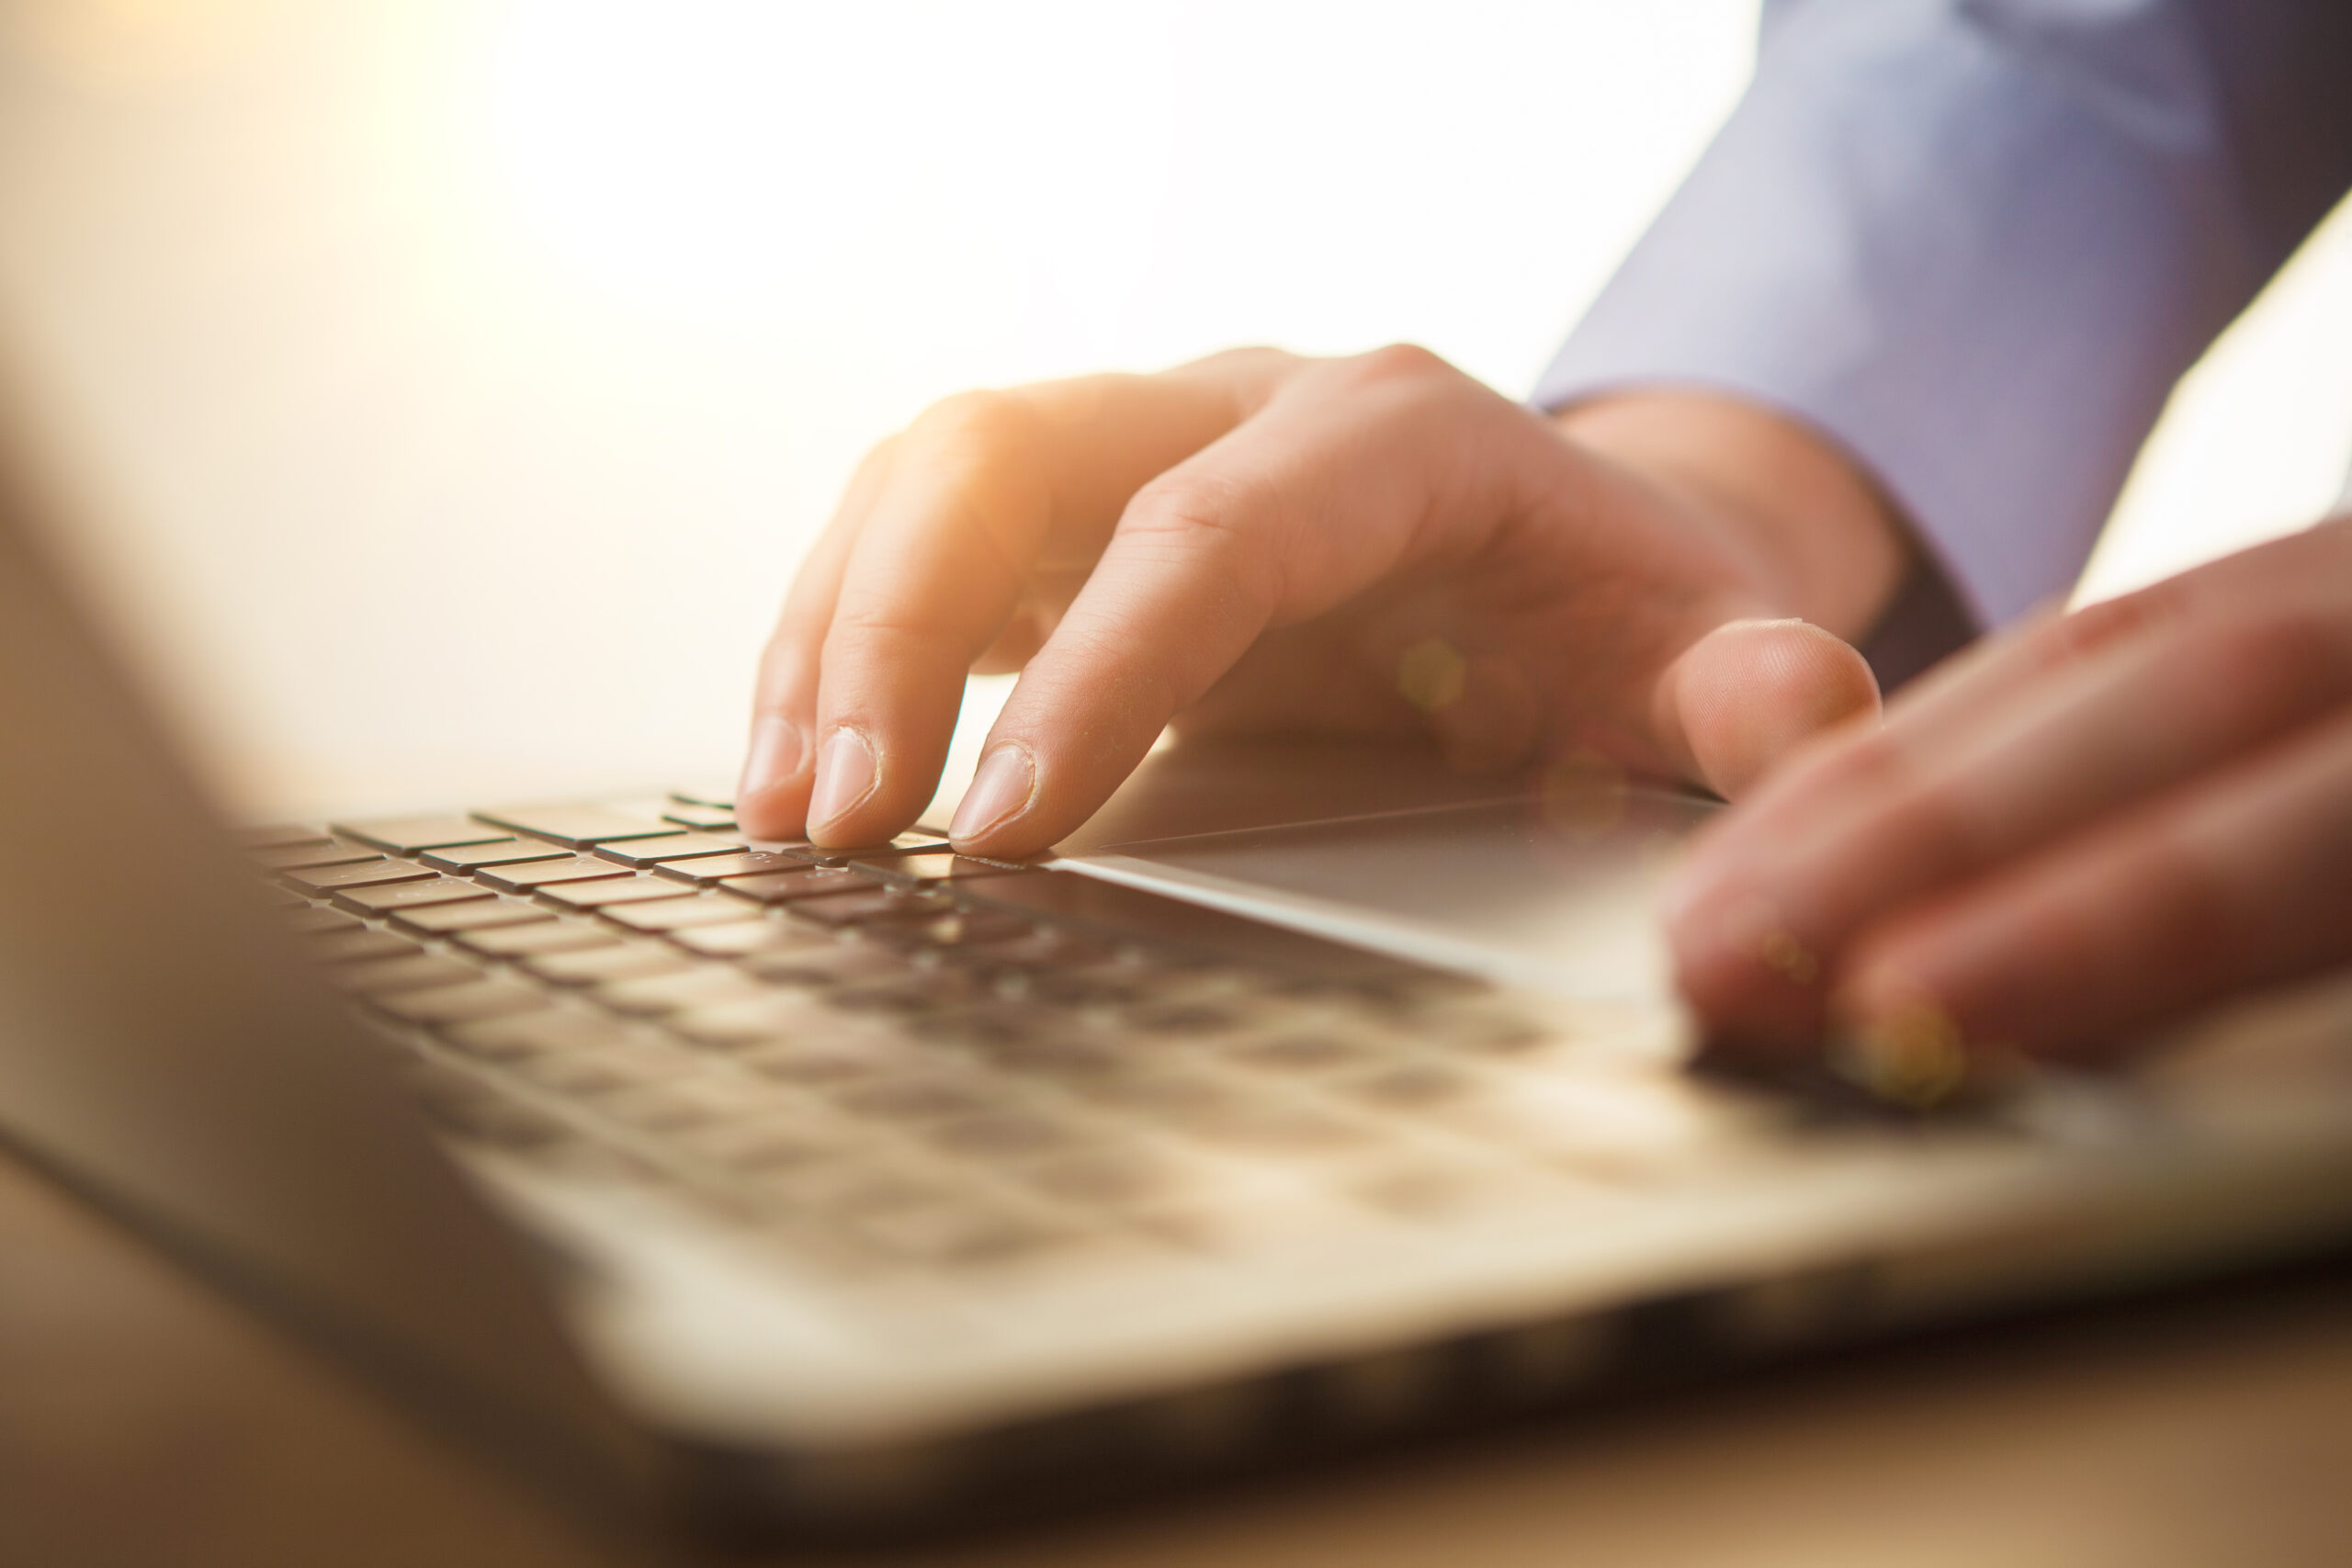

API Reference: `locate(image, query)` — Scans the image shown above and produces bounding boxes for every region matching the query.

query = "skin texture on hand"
[1666,517,2352,1082]
[737,346,1908,857]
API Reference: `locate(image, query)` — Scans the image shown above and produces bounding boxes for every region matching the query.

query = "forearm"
[1536,0,2334,631]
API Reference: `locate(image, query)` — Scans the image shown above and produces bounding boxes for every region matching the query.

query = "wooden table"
[4,1140,2347,1568]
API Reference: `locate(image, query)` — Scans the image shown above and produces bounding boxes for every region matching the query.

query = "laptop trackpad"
[1065,788,1715,1003]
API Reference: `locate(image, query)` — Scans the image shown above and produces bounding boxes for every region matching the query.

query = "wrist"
[1552,388,1911,642]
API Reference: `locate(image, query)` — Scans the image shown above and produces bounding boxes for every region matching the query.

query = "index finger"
[780,355,1286,846]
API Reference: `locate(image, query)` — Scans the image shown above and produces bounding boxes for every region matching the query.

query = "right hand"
[735,345,1912,856]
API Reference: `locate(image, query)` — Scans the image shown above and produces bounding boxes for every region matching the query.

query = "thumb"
[1655,618,1880,798]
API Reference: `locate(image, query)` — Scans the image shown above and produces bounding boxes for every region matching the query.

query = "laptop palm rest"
[1049,739,1714,1002]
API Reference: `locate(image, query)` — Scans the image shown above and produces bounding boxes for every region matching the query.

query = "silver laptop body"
[7,383,2352,1539]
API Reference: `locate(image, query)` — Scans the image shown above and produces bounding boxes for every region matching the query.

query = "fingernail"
[950,744,1035,844]
[1678,886,1819,988]
[736,716,808,803]
[807,727,877,831]
[1826,995,1969,1110]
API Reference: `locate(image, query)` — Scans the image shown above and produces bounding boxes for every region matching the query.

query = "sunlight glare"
[487,0,903,308]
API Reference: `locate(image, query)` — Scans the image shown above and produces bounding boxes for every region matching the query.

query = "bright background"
[0,0,2346,819]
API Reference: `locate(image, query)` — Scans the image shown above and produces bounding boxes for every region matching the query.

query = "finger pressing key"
[747,361,1278,849]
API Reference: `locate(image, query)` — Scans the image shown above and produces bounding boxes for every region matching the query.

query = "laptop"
[8,375,2352,1541]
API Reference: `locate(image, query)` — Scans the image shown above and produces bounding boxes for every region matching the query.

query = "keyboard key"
[533,874,698,910]
[333,814,515,854]
[671,1120,840,1172]
[833,1076,990,1123]
[1019,963,1162,1010]
[371,976,554,1026]
[510,1044,693,1095]
[1416,1004,1554,1056]
[419,840,575,873]
[331,953,485,996]
[1123,1000,1249,1035]
[235,824,330,851]
[443,1007,639,1063]
[925,1111,1078,1158]
[1225,1032,1378,1073]
[594,1078,752,1132]
[302,928,423,966]
[779,887,956,929]
[987,1037,1127,1079]
[597,897,769,934]
[284,905,362,935]
[668,786,735,808]
[944,927,1117,975]
[333,875,496,918]
[456,919,621,958]
[712,866,879,904]
[788,830,949,867]
[474,854,636,894]
[659,805,738,831]
[524,945,695,987]
[1339,1064,1477,1109]
[391,895,552,935]
[1342,1159,1551,1222]
[1078,1073,1238,1117]
[849,1203,1065,1266]
[664,919,830,960]
[591,832,747,868]
[856,908,1036,953]
[595,966,775,1017]
[1174,1102,1373,1155]
[851,851,1033,886]
[903,1001,1075,1051]
[739,942,910,990]
[407,1071,573,1151]
[470,804,686,848]
[667,994,842,1047]
[251,837,383,872]
[823,968,996,1019]
[650,850,813,886]
[737,1035,915,1084]
[1018,1149,1180,1208]
[282,858,437,896]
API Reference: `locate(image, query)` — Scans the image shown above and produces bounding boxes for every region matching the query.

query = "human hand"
[1666,518,2352,1099]
[737,346,1908,854]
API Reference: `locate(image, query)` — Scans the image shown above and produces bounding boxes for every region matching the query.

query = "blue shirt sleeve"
[1534,0,2352,630]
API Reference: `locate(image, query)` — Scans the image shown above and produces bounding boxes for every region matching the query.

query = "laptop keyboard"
[245,795,1773,1278]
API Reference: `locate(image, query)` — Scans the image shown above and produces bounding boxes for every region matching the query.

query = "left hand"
[1664,517,2352,1095]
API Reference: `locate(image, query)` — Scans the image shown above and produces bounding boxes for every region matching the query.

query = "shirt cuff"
[1531,0,2255,631]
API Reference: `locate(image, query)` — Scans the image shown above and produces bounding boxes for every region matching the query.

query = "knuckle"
[2197,605,2343,708]
[1348,341,1453,386]
[906,387,1046,464]
[1116,469,1287,620]
[1194,344,1296,377]
[2041,580,2188,670]
[1122,468,1264,551]
[1868,779,1987,876]
[822,594,938,649]
[1811,723,1915,801]
[2130,829,2240,969]
[899,389,1055,581]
